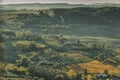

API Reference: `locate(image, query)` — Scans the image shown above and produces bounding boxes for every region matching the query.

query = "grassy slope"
[0,7,120,77]
[62,60,120,76]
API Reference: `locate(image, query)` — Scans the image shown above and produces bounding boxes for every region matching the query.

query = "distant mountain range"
[0,3,120,10]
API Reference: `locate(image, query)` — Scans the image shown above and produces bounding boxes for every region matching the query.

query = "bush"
[33,76,39,80]
[40,78,45,80]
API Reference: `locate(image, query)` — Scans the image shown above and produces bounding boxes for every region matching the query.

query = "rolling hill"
[1,7,120,38]
[0,6,120,79]
[0,3,120,10]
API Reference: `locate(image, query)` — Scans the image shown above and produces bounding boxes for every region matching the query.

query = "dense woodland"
[0,6,120,80]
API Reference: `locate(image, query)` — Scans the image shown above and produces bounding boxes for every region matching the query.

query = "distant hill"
[0,3,86,10]
[0,3,120,10]
[89,3,120,7]
[1,7,120,38]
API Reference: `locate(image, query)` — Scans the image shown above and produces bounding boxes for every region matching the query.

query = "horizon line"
[0,2,120,5]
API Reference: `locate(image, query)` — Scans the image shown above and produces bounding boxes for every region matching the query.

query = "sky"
[0,0,120,4]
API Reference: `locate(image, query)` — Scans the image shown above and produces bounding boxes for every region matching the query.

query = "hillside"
[79,60,120,75]
[1,7,120,38]
[0,7,120,79]
[0,3,86,10]
[62,60,120,76]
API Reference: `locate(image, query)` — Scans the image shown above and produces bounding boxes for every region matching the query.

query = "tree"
[97,53,105,60]
[92,43,98,49]
[0,43,4,61]
[0,34,3,43]
[55,74,64,80]
[103,70,109,74]
[17,57,29,67]
[84,69,88,75]
[67,69,77,80]
[87,75,92,80]
[21,58,29,67]
[40,78,45,80]
[17,66,28,74]
[75,73,82,80]
[0,19,5,25]
[33,76,39,80]
[0,63,5,74]
[0,33,4,61]
[5,64,17,72]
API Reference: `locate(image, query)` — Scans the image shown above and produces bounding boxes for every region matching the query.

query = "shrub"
[33,76,39,80]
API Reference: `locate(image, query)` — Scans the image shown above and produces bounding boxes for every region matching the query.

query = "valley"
[0,6,120,80]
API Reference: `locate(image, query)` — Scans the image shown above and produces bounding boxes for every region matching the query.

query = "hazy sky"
[1,0,120,4]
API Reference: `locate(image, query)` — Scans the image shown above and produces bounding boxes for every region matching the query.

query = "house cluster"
[63,39,85,50]
[95,73,109,78]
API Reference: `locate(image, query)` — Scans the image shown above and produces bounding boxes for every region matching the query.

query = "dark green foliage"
[0,34,3,61]
[20,58,29,67]
[0,19,5,25]
[84,69,88,75]
[103,70,109,74]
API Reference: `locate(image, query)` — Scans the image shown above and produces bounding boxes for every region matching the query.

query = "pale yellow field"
[62,60,120,76]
